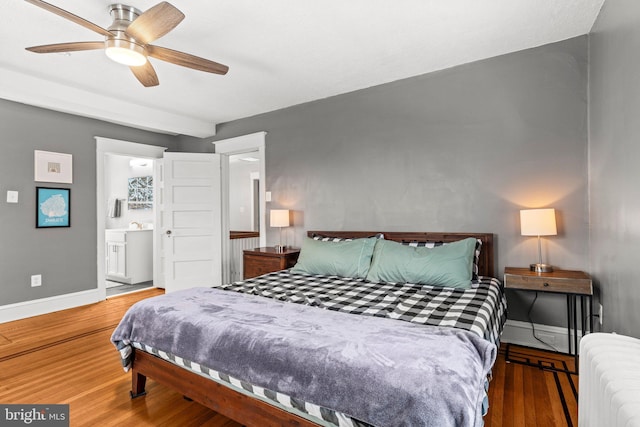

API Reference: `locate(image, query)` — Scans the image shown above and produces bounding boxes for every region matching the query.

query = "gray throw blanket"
[111,287,496,427]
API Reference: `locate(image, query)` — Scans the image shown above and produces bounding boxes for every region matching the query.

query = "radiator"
[579,333,640,427]
[224,236,260,284]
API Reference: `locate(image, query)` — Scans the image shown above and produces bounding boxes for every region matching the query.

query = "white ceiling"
[0,0,604,138]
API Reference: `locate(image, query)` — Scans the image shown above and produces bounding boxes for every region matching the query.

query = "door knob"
[166,230,172,236]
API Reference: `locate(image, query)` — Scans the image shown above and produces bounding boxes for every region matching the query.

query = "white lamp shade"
[520,208,557,236]
[270,209,290,228]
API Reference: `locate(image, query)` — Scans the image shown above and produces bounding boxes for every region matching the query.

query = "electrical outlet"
[598,304,603,325]
[31,274,42,287]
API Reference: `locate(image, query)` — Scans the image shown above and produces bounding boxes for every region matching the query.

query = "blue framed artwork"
[36,187,70,228]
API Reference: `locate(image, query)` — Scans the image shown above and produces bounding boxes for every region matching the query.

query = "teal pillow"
[290,237,377,279]
[365,238,476,289]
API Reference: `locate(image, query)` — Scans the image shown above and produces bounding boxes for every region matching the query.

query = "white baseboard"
[0,289,102,324]
[502,319,583,354]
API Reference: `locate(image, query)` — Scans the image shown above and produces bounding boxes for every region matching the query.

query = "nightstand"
[504,267,593,373]
[243,247,300,279]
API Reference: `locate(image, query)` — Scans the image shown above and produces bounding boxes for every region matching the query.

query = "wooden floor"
[0,289,578,427]
[486,346,578,427]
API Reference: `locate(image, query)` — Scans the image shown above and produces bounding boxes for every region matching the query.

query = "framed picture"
[34,150,73,183]
[36,187,70,228]
[128,176,153,209]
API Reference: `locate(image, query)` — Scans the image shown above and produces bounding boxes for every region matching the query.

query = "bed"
[112,231,506,427]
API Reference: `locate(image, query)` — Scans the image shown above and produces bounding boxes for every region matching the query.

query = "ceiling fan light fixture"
[105,38,147,66]
[24,1,228,87]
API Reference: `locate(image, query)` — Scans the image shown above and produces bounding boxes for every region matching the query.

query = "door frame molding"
[96,137,167,300]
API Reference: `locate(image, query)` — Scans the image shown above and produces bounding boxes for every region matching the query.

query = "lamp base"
[530,263,554,273]
[274,244,286,253]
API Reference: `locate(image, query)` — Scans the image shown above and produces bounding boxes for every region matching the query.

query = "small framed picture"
[34,150,73,183]
[36,187,70,228]
[128,176,153,209]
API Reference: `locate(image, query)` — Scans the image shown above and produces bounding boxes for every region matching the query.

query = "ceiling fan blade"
[130,61,159,87]
[26,41,104,54]
[24,0,112,37]
[125,2,185,45]
[147,45,229,75]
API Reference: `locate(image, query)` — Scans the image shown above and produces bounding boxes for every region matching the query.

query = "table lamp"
[520,208,557,273]
[270,209,290,252]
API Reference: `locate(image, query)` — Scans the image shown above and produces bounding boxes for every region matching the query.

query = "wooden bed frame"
[129,231,495,426]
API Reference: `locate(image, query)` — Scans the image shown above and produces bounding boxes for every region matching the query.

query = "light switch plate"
[6,191,18,203]
[31,274,42,287]
[265,191,272,202]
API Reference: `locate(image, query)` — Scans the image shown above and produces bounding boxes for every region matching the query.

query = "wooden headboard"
[307,231,495,278]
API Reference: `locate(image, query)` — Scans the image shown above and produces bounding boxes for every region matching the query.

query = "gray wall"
[175,134,214,153]
[0,99,176,306]
[589,1,640,337]
[0,36,591,329]
[210,37,590,326]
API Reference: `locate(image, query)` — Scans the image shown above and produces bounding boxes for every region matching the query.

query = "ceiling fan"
[23,0,229,87]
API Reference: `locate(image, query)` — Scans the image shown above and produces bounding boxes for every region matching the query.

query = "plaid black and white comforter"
[117,272,506,427]
[213,270,506,347]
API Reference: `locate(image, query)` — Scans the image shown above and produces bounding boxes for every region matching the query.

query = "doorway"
[228,153,261,236]
[96,137,167,300]
[97,133,267,298]
[104,154,155,297]
[214,132,267,283]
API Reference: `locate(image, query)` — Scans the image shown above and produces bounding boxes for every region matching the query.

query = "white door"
[161,153,222,293]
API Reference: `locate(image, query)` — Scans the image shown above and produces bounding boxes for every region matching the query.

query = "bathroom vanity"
[105,228,153,284]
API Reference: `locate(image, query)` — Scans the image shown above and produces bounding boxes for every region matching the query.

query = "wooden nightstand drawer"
[243,247,300,280]
[504,267,592,295]
[244,255,282,278]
